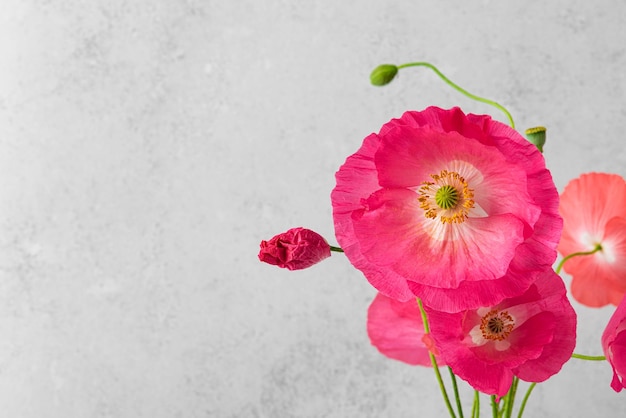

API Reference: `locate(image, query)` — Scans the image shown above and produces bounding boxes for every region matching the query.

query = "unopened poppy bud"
[370,64,399,86]
[525,126,546,153]
[258,227,331,270]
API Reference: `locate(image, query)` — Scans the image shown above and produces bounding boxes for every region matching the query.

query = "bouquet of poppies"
[258,61,626,417]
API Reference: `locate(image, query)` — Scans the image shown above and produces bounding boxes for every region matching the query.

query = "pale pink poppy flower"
[558,172,626,307]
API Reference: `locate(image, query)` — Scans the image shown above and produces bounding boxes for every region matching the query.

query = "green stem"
[472,391,480,418]
[571,353,606,361]
[490,395,499,418]
[504,377,519,418]
[396,61,515,128]
[516,383,536,418]
[329,245,344,253]
[555,245,602,274]
[417,299,457,418]
[448,367,464,418]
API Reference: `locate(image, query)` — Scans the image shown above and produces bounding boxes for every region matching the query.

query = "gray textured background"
[2,0,626,416]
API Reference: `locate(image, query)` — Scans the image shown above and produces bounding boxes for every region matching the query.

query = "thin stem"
[555,245,602,274]
[472,391,480,418]
[448,367,464,418]
[498,393,507,418]
[329,245,344,252]
[417,299,457,418]
[516,383,536,418]
[417,298,432,332]
[571,353,606,361]
[490,395,499,418]
[504,377,519,418]
[396,61,515,128]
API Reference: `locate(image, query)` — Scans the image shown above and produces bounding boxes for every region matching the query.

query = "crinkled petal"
[425,307,514,397]
[602,294,626,392]
[602,217,626,274]
[472,312,555,367]
[408,234,557,312]
[332,133,415,301]
[608,332,626,392]
[559,173,626,256]
[353,187,525,289]
[375,118,542,227]
[512,273,577,382]
[367,293,444,366]
[426,270,575,395]
[565,217,626,306]
[569,257,626,307]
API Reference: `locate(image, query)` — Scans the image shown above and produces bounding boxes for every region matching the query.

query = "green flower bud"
[370,64,399,86]
[525,126,546,153]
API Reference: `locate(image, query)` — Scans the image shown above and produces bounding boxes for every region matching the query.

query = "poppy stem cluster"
[418,291,562,418]
[515,384,536,418]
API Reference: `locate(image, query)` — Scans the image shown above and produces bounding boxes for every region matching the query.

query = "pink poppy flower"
[367,292,444,366]
[601,294,626,392]
[258,227,331,270]
[331,106,562,312]
[558,173,626,307]
[425,270,576,397]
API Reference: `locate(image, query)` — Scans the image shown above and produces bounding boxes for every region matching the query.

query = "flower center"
[435,185,459,209]
[418,170,475,224]
[480,309,515,341]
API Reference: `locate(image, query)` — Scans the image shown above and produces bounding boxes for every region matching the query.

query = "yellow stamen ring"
[418,170,475,224]
[480,309,515,341]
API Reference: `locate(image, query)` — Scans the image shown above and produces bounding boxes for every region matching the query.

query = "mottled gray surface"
[1,0,626,416]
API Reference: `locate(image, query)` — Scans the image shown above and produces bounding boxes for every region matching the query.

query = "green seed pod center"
[435,185,459,210]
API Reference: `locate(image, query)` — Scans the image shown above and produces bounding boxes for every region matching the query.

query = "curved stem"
[516,383,536,418]
[417,298,457,418]
[555,245,602,274]
[571,353,606,361]
[329,245,344,253]
[396,61,515,128]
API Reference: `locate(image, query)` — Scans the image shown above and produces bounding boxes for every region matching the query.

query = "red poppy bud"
[258,227,331,270]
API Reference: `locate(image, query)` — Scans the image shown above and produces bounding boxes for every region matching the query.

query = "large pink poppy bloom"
[425,270,576,397]
[367,292,444,366]
[558,173,626,307]
[331,107,562,312]
[601,294,626,392]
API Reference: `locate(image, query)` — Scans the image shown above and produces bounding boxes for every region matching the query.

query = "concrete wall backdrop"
[1,0,626,416]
